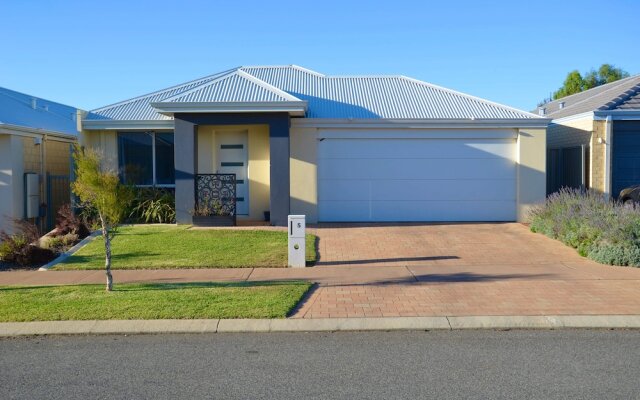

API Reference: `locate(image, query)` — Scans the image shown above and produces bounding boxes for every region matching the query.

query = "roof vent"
[539,107,546,116]
[31,98,37,109]
[559,102,565,109]
[43,104,49,111]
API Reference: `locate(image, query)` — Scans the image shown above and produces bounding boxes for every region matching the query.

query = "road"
[1,330,639,399]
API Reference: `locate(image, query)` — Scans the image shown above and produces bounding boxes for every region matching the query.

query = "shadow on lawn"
[59,251,162,266]
[0,281,307,292]
[117,281,305,292]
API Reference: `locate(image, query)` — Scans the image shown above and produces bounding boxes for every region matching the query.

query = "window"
[118,132,174,186]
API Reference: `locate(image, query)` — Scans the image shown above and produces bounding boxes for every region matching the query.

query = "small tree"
[71,146,133,291]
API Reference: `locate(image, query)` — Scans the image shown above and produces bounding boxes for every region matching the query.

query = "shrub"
[55,204,91,239]
[40,235,64,251]
[529,188,640,267]
[0,219,56,267]
[39,232,79,252]
[127,188,176,224]
[588,242,640,266]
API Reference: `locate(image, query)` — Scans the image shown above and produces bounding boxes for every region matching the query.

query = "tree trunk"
[100,215,113,292]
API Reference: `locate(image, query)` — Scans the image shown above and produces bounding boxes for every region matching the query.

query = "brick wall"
[591,120,607,193]
[22,137,41,174]
[45,140,71,175]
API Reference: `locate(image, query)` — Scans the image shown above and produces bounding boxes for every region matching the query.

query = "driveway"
[291,222,640,318]
[312,222,588,267]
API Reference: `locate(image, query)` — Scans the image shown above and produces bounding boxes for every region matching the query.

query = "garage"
[317,129,518,222]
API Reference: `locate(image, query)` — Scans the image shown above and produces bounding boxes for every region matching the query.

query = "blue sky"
[1,0,638,112]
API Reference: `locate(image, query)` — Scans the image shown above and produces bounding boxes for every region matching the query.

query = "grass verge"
[55,225,317,270]
[0,281,312,321]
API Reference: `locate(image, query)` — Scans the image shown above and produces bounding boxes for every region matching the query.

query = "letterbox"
[288,215,306,268]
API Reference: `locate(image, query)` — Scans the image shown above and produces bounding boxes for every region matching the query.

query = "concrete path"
[1,223,640,319]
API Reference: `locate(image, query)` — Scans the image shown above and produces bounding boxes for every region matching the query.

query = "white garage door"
[317,130,517,222]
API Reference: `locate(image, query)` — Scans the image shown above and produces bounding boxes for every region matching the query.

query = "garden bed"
[530,188,640,267]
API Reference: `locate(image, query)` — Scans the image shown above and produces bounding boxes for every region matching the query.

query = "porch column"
[174,117,197,224]
[268,116,290,226]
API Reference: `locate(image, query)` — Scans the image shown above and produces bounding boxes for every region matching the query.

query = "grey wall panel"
[612,120,640,197]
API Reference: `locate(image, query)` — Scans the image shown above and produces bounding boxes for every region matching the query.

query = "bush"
[39,232,79,252]
[0,219,56,267]
[529,188,640,267]
[127,188,176,224]
[55,204,91,239]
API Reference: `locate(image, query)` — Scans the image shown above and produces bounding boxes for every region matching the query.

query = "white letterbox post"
[288,215,306,268]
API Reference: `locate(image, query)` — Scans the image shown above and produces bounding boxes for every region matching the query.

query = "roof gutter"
[82,119,175,131]
[594,110,640,120]
[0,123,78,141]
[291,118,551,129]
[150,101,308,117]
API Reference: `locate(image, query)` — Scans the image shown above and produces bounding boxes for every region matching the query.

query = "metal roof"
[163,70,301,103]
[0,87,79,136]
[86,68,237,121]
[535,75,640,119]
[240,66,539,119]
[87,65,541,121]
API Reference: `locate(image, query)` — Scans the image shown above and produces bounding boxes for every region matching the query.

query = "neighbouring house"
[536,75,640,198]
[81,65,549,226]
[0,87,80,233]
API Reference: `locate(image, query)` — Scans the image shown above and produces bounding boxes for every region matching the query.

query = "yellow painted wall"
[197,124,270,222]
[290,126,318,223]
[547,116,593,149]
[517,128,547,222]
[80,130,118,172]
[197,126,216,174]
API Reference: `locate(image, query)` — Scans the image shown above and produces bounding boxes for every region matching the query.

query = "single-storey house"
[537,75,640,197]
[0,87,79,233]
[81,65,549,226]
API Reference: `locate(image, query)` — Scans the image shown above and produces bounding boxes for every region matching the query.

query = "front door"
[217,130,249,215]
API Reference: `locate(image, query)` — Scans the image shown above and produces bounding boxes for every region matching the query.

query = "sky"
[1,0,639,113]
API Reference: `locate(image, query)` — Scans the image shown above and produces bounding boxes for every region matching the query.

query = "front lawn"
[0,281,312,321]
[55,225,317,270]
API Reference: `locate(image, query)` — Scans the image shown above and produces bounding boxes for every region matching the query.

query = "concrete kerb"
[2,315,640,337]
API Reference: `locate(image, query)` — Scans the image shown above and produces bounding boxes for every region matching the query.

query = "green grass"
[0,281,312,321]
[55,225,317,270]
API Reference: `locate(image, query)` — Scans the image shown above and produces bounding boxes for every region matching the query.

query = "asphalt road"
[1,330,639,399]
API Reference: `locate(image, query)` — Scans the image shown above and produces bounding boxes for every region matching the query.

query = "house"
[536,75,640,198]
[81,65,549,226]
[0,87,80,233]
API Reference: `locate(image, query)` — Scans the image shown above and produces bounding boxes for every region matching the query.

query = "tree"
[553,70,584,99]
[71,146,133,291]
[552,64,630,100]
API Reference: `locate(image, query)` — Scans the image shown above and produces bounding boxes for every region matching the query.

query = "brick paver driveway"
[292,223,640,318]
